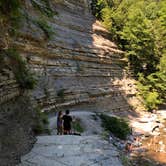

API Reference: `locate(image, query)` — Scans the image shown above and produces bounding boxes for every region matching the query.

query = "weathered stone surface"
[14,0,130,112]
[18,135,123,166]
[0,0,134,112]
[0,96,37,166]
[0,0,142,165]
[0,69,20,104]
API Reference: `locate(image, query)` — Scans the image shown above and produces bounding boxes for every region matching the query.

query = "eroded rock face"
[0,96,36,165]
[0,1,142,166]
[6,0,128,112]
[0,0,136,164]
[0,0,130,111]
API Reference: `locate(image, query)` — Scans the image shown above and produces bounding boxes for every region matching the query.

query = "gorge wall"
[12,0,132,112]
[0,0,140,164]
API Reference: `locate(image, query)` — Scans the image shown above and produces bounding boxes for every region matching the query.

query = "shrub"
[33,108,50,135]
[0,0,21,15]
[57,88,65,100]
[120,152,132,166]
[5,48,36,89]
[0,0,22,36]
[92,0,166,110]
[35,18,54,39]
[101,131,110,140]
[137,73,164,111]
[72,118,84,133]
[31,0,56,18]
[99,114,131,140]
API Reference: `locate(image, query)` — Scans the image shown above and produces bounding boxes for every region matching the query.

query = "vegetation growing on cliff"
[8,49,36,89]
[57,88,65,101]
[31,0,56,18]
[92,0,166,110]
[0,49,36,89]
[35,18,55,39]
[0,0,22,35]
[100,114,131,140]
[72,118,84,133]
[33,107,50,135]
[0,0,21,18]
[27,0,56,40]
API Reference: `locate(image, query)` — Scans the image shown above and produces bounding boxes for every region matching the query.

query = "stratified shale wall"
[0,0,131,111]
[14,0,129,111]
[0,0,139,165]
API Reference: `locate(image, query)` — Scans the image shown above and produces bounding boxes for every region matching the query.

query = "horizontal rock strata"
[0,68,20,104]
[0,0,131,112]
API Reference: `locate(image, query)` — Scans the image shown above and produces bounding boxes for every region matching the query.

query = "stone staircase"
[18,135,123,166]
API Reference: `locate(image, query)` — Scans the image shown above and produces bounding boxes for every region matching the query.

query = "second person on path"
[63,110,72,135]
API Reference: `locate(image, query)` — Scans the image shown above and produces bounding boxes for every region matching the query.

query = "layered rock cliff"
[13,0,129,112]
[0,0,140,164]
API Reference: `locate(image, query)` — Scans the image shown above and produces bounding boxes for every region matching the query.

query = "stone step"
[18,135,123,166]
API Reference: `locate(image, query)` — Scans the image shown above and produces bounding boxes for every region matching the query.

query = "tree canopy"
[92,0,166,110]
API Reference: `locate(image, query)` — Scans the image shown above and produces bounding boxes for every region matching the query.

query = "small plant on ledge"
[99,114,131,140]
[33,107,50,135]
[5,48,36,90]
[0,0,23,37]
[72,118,84,133]
[31,0,57,18]
[35,18,55,40]
[57,88,65,101]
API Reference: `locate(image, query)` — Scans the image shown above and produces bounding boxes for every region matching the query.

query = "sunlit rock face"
[0,0,130,112]
[0,1,133,164]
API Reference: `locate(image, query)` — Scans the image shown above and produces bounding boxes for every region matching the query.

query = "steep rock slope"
[0,0,139,165]
[0,0,133,112]
[0,96,37,165]
[13,0,129,111]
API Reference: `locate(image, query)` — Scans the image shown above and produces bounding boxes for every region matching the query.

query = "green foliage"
[137,72,166,110]
[35,18,54,39]
[57,88,65,99]
[146,92,160,109]
[93,0,166,108]
[0,0,21,15]
[99,114,131,140]
[101,131,110,140]
[0,0,22,36]
[31,0,56,18]
[159,53,166,73]
[92,0,166,75]
[5,48,36,89]
[33,108,50,135]
[120,152,132,166]
[72,118,84,133]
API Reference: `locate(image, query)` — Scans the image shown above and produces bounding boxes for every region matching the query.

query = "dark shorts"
[64,125,71,131]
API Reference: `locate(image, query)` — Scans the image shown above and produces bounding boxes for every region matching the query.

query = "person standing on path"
[57,111,63,135]
[63,110,72,135]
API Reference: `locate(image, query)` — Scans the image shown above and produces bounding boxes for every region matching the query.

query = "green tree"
[92,0,166,109]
